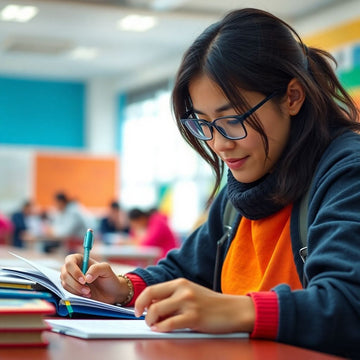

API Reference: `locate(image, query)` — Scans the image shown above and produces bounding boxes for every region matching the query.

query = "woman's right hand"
[60,254,130,304]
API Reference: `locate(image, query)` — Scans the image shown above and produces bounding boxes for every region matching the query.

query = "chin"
[230,169,264,184]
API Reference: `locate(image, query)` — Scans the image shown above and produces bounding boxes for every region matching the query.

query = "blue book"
[0,288,53,300]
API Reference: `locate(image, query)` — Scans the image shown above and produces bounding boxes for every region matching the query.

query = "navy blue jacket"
[133,131,360,358]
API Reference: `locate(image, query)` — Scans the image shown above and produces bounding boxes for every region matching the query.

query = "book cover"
[0,298,55,330]
[0,288,54,300]
[0,328,50,347]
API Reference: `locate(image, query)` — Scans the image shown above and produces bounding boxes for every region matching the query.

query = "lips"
[224,156,248,170]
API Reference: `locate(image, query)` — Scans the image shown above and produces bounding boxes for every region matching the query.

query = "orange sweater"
[221,204,302,338]
[221,204,302,295]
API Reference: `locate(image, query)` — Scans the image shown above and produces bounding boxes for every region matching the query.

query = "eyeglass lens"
[184,117,246,140]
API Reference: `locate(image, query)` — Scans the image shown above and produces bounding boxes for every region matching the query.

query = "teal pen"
[82,228,94,274]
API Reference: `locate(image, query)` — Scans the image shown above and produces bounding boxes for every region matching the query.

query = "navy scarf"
[226,169,284,220]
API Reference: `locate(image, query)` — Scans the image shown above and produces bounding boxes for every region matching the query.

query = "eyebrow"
[192,103,233,115]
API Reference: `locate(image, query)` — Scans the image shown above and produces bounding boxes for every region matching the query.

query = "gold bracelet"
[117,274,134,306]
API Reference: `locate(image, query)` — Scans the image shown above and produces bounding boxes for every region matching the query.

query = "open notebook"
[0,253,139,319]
[46,319,249,339]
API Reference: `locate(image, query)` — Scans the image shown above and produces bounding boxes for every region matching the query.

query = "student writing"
[60,8,360,358]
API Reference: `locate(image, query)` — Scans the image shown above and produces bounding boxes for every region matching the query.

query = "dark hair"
[172,8,360,206]
[128,208,148,220]
[110,201,120,210]
[55,192,69,204]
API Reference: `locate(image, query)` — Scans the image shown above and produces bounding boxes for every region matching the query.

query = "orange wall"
[34,153,118,209]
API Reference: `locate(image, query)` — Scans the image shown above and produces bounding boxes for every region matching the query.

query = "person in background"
[99,201,130,243]
[128,208,180,261]
[44,192,93,253]
[61,8,360,358]
[10,200,37,248]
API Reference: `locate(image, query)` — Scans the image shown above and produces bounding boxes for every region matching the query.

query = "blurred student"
[44,192,93,253]
[128,208,180,260]
[99,201,130,243]
[10,200,38,248]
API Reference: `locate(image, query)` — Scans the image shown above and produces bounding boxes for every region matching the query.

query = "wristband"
[117,274,134,306]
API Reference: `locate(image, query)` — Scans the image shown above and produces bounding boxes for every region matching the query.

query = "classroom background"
[0,0,360,245]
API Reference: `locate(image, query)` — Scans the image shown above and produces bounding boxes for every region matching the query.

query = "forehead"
[189,75,226,103]
[188,74,255,115]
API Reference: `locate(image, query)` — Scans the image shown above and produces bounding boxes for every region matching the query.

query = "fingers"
[84,261,114,283]
[60,253,96,297]
[145,295,196,332]
[150,313,195,333]
[134,278,198,332]
[135,279,179,317]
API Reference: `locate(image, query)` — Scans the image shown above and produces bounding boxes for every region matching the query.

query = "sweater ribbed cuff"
[248,291,279,339]
[124,273,147,307]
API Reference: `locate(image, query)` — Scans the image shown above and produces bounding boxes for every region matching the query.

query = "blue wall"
[116,93,126,154]
[0,76,85,148]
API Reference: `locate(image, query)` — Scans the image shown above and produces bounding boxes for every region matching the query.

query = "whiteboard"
[0,147,34,214]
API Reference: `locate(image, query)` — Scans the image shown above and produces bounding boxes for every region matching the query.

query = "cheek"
[240,128,266,156]
[265,119,291,161]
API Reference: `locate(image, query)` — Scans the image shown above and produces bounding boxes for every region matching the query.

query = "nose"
[209,127,236,152]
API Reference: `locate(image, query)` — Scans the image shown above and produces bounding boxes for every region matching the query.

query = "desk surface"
[0,332,345,360]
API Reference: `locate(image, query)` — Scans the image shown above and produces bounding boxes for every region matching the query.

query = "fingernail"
[78,277,86,285]
[85,274,93,283]
[81,287,90,295]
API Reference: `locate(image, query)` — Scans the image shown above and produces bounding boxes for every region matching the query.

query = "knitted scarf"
[226,169,284,220]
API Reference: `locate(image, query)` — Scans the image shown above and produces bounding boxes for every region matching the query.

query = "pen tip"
[88,228,93,232]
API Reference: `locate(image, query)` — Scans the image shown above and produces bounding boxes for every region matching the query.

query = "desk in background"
[91,244,161,267]
[0,331,346,360]
[0,245,64,269]
[0,245,135,274]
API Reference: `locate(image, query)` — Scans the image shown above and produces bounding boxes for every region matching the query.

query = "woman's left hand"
[134,278,255,334]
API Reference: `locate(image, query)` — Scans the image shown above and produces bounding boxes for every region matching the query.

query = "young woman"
[60,8,360,358]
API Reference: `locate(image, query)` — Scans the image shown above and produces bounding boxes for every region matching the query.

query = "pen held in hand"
[82,228,94,274]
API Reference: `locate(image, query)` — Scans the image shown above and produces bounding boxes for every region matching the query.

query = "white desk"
[91,244,161,267]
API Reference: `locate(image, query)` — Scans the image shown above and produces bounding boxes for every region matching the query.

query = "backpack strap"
[213,200,238,291]
[223,198,238,230]
[298,186,311,263]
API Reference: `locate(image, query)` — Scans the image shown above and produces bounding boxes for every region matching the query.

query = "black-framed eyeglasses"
[180,92,278,141]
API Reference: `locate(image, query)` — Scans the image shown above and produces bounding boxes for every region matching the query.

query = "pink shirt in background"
[0,213,14,245]
[140,211,180,261]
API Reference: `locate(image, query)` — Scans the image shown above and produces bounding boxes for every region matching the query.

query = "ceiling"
[0,0,358,93]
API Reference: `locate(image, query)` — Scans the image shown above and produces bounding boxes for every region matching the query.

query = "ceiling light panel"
[117,14,157,32]
[0,4,38,22]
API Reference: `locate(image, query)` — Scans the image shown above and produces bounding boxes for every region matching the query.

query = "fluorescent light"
[70,47,99,60]
[0,4,38,22]
[117,14,157,32]
[151,0,187,11]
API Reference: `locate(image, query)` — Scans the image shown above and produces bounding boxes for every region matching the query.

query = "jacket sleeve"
[130,187,229,288]
[275,132,360,358]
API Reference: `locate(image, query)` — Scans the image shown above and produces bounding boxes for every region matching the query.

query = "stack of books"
[0,296,55,347]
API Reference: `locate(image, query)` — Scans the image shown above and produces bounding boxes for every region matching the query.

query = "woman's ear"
[286,78,305,116]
